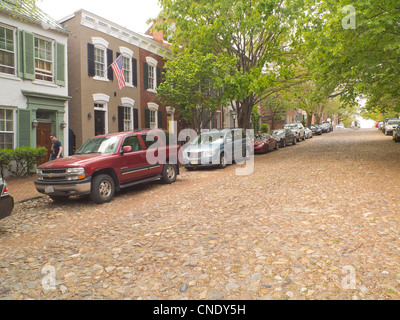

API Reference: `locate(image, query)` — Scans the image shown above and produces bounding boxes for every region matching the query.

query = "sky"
[37,0,162,34]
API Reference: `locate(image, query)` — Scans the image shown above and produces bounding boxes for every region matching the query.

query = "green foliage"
[157,0,303,128]
[157,50,235,132]
[0,149,13,178]
[260,123,269,133]
[300,0,400,112]
[0,146,47,177]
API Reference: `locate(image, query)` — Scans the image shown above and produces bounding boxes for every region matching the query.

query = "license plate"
[45,186,54,193]
[190,160,198,165]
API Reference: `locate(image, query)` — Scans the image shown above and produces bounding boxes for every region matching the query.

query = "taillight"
[2,183,8,196]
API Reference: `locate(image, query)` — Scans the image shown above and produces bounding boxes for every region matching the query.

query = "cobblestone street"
[1,128,400,300]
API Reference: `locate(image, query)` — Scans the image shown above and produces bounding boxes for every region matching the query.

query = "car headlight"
[37,169,42,174]
[66,167,85,174]
[66,167,86,180]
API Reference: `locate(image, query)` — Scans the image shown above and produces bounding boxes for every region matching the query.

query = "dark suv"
[35,129,180,204]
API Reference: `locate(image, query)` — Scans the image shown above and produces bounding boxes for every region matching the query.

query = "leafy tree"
[157,51,235,133]
[156,0,304,129]
[300,0,400,112]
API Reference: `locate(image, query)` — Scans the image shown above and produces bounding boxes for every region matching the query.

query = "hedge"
[0,147,47,177]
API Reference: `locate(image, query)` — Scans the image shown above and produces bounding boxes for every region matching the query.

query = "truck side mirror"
[122,146,132,154]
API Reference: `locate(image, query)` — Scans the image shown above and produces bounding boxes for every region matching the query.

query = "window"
[0,109,14,149]
[150,110,157,129]
[0,25,15,75]
[122,135,141,152]
[34,37,53,81]
[94,47,105,77]
[148,64,156,90]
[123,106,132,131]
[122,56,130,84]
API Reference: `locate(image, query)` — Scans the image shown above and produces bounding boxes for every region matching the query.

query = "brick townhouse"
[60,9,173,153]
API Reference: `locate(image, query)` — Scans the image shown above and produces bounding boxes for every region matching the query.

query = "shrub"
[1,147,48,177]
[0,149,13,178]
[260,123,269,133]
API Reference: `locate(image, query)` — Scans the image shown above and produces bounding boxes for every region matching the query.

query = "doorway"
[94,110,106,136]
[36,122,52,164]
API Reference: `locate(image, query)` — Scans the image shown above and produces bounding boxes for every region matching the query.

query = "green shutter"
[143,62,149,90]
[17,30,24,78]
[22,31,35,80]
[158,111,162,129]
[55,42,65,86]
[156,67,161,88]
[144,109,150,128]
[18,109,31,147]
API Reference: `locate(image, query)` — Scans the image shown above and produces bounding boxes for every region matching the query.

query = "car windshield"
[75,136,121,154]
[284,124,298,129]
[270,130,283,135]
[191,132,224,145]
[388,120,400,125]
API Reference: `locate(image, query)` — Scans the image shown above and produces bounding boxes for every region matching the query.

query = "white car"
[283,123,305,142]
[384,120,400,136]
[336,124,344,129]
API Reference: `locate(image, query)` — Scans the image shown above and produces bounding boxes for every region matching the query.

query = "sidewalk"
[5,174,44,203]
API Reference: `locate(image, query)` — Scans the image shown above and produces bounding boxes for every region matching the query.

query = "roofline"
[61,9,171,57]
[0,3,69,35]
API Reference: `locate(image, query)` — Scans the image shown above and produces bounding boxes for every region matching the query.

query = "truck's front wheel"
[90,174,115,204]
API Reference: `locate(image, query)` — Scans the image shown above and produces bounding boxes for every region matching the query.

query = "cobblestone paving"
[1,129,400,300]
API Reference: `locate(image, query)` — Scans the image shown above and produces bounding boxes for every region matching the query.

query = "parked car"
[320,123,329,133]
[378,121,384,131]
[322,122,333,132]
[253,134,278,153]
[393,125,400,143]
[304,127,313,139]
[270,129,296,147]
[0,178,14,220]
[384,119,400,136]
[311,125,322,135]
[283,123,305,142]
[335,124,345,129]
[182,128,250,170]
[35,129,180,204]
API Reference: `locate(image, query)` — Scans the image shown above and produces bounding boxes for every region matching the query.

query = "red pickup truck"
[34,129,180,204]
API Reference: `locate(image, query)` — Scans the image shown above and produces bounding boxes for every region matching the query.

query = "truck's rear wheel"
[90,174,115,204]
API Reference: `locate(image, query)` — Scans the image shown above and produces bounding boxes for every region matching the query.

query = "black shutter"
[143,62,149,89]
[156,67,161,87]
[133,108,138,129]
[132,58,137,87]
[144,109,150,128]
[118,106,124,132]
[87,43,95,77]
[158,111,163,129]
[107,49,113,80]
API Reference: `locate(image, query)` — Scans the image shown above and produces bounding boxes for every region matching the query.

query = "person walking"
[49,134,63,161]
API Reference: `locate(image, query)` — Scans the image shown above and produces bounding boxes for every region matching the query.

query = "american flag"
[111,55,126,90]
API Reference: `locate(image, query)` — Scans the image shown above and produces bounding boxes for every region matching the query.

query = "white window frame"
[92,37,109,82]
[0,23,17,77]
[146,56,158,93]
[119,46,134,87]
[0,107,15,149]
[148,102,159,129]
[121,97,135,131]
[34,35,54,83]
